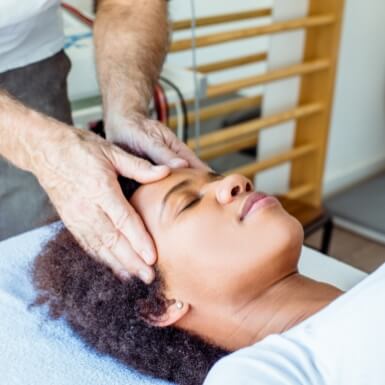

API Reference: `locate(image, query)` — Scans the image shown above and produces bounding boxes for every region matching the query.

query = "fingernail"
[142,250,155,265]
[118,270,131,281]
[139,269,152,284]
[151,165,169,173]
[169,158,188,168]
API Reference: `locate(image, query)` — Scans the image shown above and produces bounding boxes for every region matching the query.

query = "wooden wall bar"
[199,136,258,161]
[171,14,335,52]
[172,8,272,31]
[168,59,329,113]
[290,0,345,206]
[286,184,315,200]
[167,4,344,208]
[225,144,317,179]
[169,94,262,130]
[193,52,267,74]
[188,103,324,150]
[207,59,330,98]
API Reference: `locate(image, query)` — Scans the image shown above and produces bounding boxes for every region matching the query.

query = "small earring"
[176,301,184,310]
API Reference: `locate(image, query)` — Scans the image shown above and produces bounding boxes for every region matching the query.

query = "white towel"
[0,222,171,385]
[0,222,366,385]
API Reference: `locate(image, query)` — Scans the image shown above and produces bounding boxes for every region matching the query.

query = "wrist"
[0,92,68,174]
[20,111,76,176]
[101,83,151,130]
[104,109,147,141]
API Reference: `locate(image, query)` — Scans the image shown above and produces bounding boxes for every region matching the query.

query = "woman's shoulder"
[204,333,320,385]
[205,264,385,385]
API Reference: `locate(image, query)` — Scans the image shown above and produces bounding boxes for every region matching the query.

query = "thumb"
[144,140,189,169]
[108,145,170,183]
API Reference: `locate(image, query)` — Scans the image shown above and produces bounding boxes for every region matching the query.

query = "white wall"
[323,0,385,196]
[67,0,385,197]
[169,0,385,196]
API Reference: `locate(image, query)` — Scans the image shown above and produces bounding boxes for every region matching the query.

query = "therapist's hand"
[34,125,172,284]
[105,112,209,170]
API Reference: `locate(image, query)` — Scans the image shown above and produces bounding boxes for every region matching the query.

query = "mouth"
[240,192,279,221]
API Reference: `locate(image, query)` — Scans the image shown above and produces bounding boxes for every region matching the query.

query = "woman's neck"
[218,273,343,350]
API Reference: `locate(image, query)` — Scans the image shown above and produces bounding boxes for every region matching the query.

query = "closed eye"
[181,196,201,212]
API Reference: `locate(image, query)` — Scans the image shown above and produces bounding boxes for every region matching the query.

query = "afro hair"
[32,175,227,385]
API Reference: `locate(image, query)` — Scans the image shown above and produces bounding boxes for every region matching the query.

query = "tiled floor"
[305,226,385,273]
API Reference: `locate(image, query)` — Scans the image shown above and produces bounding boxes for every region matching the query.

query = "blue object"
[64,32,93,49]
[0,222,171,385]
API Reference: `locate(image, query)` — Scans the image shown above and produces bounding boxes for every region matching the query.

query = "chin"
[280,215,304,264]
[259,211,303,270]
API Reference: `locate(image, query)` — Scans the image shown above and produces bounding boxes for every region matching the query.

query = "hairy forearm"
[0,90,72,175]
[94,0,169,127]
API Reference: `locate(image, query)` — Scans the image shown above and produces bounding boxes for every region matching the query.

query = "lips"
[240,192,269,221]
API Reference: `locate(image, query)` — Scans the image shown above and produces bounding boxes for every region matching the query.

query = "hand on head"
[36,116,209,284]
[105,112,209,170]
[128,167,303,344]
[33,166,304,384]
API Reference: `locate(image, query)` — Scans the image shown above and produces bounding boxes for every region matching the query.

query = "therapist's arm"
[0,90,169,283]
[93,0,207,169]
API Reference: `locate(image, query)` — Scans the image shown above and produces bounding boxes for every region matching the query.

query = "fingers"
[63,201,154,283]
[99,234,155,284]
[107,117,211,171]
[142,122,211,170]
[81,204,155,284]
[107,145,170,183]
[171,140,212,170]
[163,130,212,171]
[97,245,127,279]
[97,179,157,265]
[145,141,189,168]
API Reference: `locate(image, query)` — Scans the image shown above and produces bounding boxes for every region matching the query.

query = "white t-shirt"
[0,1,64,73]
[204,263,385,385]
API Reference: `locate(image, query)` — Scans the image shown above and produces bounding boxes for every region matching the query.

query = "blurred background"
[63,0,385,272]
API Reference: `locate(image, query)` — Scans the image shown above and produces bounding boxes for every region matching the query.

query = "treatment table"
[0,222,366,385]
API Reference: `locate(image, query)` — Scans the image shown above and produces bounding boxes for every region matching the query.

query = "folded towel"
[0,222,170,385]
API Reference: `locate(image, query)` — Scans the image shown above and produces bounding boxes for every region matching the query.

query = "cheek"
[155,206,303,304]
[156,208,235,301]
[242,210,304,294]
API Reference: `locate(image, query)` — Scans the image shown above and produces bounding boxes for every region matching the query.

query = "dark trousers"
[0,50,73,241]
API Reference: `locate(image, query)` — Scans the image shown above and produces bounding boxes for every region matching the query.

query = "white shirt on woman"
[0,1,64,73]
[204,262,385,385]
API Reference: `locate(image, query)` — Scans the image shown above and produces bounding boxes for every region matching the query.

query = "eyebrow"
[160,171,222,219]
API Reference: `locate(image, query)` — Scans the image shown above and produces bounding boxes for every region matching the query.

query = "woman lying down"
[33,168,385,385]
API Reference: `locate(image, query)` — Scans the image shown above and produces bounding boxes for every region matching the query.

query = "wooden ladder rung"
[191,52,268,74]
[285,184,315,200]
[224,144,317,179]
[199,135,258,160]
[207,59,330,98]
[169,94,262,130]
[188,102,324,150]
[172,8,272,31]
[171,14,335,52]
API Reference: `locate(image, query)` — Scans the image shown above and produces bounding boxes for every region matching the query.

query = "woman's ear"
[150,300,190,327]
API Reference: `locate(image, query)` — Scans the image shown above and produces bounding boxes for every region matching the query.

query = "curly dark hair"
[32,176,227,385]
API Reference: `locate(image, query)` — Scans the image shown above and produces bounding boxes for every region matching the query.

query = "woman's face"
[130,168,303,310]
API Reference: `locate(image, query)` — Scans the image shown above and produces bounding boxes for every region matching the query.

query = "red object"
[61,2,94,27]
[154,84,169,124]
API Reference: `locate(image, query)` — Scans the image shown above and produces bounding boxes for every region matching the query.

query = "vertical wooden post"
[290,0,345,206]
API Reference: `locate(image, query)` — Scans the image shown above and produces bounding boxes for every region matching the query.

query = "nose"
[216,174,253,204]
